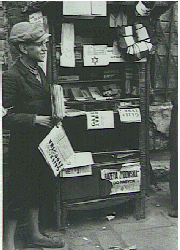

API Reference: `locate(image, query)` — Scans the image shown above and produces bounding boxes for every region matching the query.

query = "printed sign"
[60,165,92,178]
[101,162,141,194]
[83,45,109,66]
[86,111,114,130]
[118,108,141,123]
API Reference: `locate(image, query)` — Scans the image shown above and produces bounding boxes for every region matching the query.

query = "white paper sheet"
[63,152,94,169]
[91,1,107,16]
[118,108,141,123]
[86,111,114,130]
[63,1,107,16]
[63,1,91,15]
[38,126,74,177]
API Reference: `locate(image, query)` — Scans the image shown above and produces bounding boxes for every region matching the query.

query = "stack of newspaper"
[51,84,65,120]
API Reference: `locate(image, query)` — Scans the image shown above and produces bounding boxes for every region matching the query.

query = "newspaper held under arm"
[51,85,65,122]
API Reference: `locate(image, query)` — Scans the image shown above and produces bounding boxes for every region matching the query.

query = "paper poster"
[63,1,106,16]
[38,126,74,177]
[101,162,141,194]
[86,111,114,130]
[60,165,92,178]
[63,1,91,15]
[83,45,109,66]
[118,108,141,123]
[63,152,94,169]
[60,23,75,67]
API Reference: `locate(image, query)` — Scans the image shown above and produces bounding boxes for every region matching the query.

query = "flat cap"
[9,22,51,44]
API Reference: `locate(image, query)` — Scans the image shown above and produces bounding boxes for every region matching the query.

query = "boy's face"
[25,40,48,62]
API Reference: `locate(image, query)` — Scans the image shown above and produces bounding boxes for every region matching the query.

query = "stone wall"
[149,102,172,151]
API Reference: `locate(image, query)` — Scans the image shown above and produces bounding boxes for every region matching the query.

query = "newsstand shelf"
[58,79,124,84]
[92,149,139,155]
[65,97,140,104]
[44,2,150,229]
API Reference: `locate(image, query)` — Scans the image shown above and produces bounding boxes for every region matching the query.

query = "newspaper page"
[38,125,74,177]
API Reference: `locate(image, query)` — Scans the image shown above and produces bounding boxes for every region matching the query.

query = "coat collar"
[15,58,49,91]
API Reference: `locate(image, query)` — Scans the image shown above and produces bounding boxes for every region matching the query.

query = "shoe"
[28,235,65,248]
[168,209,178,218]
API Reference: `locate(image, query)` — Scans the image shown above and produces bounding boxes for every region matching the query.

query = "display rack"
[45,3,150,229]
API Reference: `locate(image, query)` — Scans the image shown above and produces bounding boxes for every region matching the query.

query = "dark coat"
[3,58,54,215]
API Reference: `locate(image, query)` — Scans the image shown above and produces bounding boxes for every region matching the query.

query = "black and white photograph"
[1,1,178,249]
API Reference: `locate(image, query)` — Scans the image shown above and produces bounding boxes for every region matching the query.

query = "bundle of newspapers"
[51,84,65,120]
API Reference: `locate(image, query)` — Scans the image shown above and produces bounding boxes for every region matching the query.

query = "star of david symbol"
[92,56,98,65]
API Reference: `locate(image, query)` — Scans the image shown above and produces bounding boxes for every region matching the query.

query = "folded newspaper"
[39,125,94,177]
[38,125,74,177]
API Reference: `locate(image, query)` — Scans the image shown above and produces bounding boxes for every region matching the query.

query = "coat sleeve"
[2,70,36,129]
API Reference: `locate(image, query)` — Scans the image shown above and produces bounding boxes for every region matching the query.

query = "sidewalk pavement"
[16,151,178,250]
[150,150,170,182]
[40,182,177,250]
[15,182,177,250]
